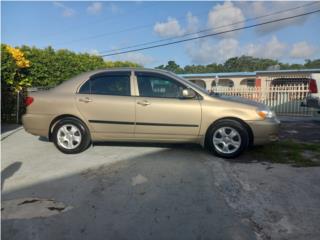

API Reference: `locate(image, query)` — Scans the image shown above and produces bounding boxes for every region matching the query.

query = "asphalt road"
[2,129,257,240]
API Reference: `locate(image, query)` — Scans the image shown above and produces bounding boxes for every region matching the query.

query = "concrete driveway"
[2,128,320,240]
[2,129,256,240]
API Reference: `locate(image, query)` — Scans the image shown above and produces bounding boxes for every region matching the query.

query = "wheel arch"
[48,114,90,141]
[204,117,254,148]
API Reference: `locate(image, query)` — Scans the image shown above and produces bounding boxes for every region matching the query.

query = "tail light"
[25,96,34,106]
[309,79,318,93]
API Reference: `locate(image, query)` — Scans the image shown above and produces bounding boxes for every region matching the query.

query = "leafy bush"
[1,44,141,122]
[18,45,140,87]
[1,44,31,92]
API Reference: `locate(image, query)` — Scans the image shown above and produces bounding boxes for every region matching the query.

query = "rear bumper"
[247,118,280,145]
[22,113,54,137]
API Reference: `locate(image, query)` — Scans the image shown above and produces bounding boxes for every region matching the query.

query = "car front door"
[134,71,201,140]
[75,71,135,139]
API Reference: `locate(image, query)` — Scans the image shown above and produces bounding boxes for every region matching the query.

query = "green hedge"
[18,45,140,87]
[1,44,141,123]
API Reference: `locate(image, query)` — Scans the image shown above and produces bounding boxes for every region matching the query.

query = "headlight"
[257,109,275,119]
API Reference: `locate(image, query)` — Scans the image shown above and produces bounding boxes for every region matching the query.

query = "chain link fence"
[1,88,27,123]
[1,87,51,124]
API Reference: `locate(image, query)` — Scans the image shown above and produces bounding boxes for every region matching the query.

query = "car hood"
[211,93,268,110]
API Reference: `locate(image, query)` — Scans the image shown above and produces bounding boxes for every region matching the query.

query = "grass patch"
[248,140,320,167]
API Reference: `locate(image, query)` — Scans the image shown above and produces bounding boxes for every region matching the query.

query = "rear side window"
[79,73,131,96]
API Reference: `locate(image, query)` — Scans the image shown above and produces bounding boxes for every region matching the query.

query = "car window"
[79,80,91,94]
[136,73,185,98]
[79,74,131,96]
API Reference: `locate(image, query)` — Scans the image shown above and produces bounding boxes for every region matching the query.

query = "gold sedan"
[22,68,280,158]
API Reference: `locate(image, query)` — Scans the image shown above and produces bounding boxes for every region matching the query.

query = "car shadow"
[38,136,50,142]
[38,137,202,150]
[93,141,202,149]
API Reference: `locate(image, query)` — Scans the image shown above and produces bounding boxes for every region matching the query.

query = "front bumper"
[247,118,280,145]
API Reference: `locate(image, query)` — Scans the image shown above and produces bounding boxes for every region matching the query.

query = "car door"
[75,71,135,138]
[134,71,201,140]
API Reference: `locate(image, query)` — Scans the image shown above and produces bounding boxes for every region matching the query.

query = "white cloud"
[115,52,155,66]
[207,1,245,38]
[186,35,291,64]
[262,36,287,59]
[186,12,199,33]
[89,49,100,56]
[186,38,239,64]
[87,2,103,15]
[240,36,287,59]
[244,1,312,35]
[109,3,121,14]
[53,2,75,17]
[290,41,317,59]
[154,17,185,38]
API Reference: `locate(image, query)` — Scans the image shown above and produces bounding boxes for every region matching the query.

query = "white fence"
[212,84,315,116]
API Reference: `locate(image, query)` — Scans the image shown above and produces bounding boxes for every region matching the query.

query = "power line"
[55,3,239,46]
[99,1,318,54]
[45,3,157,39]
[99,9,320,57]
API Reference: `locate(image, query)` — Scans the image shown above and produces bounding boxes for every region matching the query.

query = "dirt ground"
[279,120,320,143]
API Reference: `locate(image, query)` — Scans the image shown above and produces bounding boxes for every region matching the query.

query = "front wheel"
[52,118,91,154]
[207,120,249,158]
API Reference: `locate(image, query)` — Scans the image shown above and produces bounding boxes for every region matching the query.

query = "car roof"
[51,68,176,93]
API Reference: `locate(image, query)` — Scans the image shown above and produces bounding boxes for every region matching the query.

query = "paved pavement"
[2,128,320,240]
[1,129,256,240]
[1,123,22,140]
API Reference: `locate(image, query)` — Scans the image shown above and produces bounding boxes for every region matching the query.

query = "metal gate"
[212,84,315,117]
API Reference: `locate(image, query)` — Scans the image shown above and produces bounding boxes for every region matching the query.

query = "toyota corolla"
[22,68,280,158]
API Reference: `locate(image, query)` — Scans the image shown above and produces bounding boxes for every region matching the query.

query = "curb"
[1,127,23,141]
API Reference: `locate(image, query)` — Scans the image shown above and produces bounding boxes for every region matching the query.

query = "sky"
[2,1,320,67]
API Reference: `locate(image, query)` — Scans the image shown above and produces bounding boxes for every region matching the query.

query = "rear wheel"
[207,119,249,158]
[52,118,91,154]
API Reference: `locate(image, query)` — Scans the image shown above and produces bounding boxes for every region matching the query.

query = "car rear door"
[75,71,135,138]
[133,71,201,140]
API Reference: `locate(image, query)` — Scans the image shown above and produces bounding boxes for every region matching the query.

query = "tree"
[304,59,320,69]
[17,45,141,87]
[1,44,31,92]
[156,56,319,74]
[1,43,142,122]
[223,56,279,72]
[156,60,183,73]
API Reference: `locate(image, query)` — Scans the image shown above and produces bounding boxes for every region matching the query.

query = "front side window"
[136,73,185,98]
[79,73,131,96]
[79,80,91,94]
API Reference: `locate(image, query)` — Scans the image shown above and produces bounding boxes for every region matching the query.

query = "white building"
[179,69,320,92]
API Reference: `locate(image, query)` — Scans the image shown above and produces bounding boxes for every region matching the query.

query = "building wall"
[184,71,317,92]
[187,76,257,91]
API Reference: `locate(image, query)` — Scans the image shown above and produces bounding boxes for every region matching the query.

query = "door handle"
[137,100,150,106]
[79,97,92,103]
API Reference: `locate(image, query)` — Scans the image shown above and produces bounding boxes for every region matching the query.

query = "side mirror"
[182,88,197,99]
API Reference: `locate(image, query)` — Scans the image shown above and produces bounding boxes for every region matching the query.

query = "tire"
[206,119,249,158]
[52,117,91,154]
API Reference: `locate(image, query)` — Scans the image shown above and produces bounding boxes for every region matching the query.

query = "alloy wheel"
[57,124,82,150]
[212,127,242,154]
